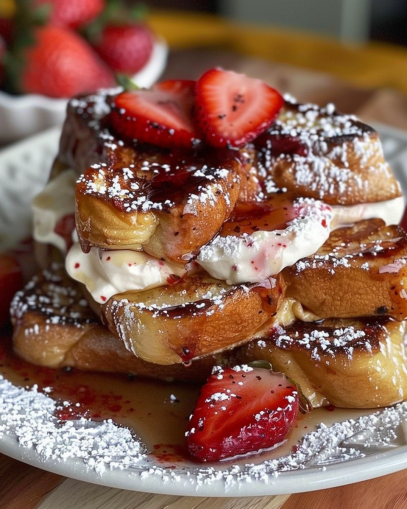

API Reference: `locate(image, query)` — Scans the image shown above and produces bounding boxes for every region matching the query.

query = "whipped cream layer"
[66,243,187,304]
[331,195,405,228]
[197,198,333,285]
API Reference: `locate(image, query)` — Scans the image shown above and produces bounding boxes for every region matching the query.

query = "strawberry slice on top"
[110,79,201,149]
[186,365,300,462]
[195,68,284,148]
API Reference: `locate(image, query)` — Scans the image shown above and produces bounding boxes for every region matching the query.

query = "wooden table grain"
[2,452,407,508]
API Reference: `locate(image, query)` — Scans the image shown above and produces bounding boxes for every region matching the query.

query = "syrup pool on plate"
[0,330,202,463]
[0,326,372,469]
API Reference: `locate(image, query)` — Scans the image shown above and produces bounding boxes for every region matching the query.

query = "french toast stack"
[10,69,407,411]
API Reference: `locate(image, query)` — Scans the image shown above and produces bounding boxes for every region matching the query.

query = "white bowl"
[0,38,168,145]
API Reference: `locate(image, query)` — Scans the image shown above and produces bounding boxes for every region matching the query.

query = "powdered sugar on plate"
[2,371,407,490]
[0,376,147,476]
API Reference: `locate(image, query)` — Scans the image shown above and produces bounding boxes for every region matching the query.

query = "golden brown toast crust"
[237,317,407,408]
[282,219,407,320]
[11,266,407,409]
[58,93,401,209]
[9,265,217,382]
[256,101,402,204]
[102,274,284,365]
[75,150,241,263]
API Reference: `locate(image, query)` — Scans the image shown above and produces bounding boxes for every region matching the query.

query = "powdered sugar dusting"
[2,373,407,489]
[0,376,147,475]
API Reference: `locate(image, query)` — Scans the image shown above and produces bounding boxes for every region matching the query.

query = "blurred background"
[141,0,407,46]
[2,0,407,143]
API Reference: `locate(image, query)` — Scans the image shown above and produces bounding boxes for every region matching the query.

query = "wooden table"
[3,10,407,508]
[3,452,407,508]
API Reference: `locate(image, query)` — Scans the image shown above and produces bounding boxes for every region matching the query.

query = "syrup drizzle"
[220,194,298,237]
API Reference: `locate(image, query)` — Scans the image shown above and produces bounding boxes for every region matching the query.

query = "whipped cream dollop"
[197,198,333,285]
[66,242,186,304]
[32,169,76,252]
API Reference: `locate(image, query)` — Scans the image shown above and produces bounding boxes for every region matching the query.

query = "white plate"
[0,38,168,145]
[1,124,407,497]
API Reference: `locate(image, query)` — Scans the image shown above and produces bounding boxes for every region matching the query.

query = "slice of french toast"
[236,317,407,409]
[255,100,402,205]
[56,92,403,208]
[11,265,407,409]
[282,218,407,320]
[10,264,218,382]
[75,150,241,263]
[55,90,263,202]
[101,272,285,365]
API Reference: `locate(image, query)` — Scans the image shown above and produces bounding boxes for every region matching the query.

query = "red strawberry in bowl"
[32,0,105,29]
[17,25,115,98]
[186,365,301,462]
[195,68,284,148]
[93,22,154,75]
[110,79,201,149]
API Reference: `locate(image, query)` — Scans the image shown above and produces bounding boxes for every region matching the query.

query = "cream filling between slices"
[32,169,76,253]
[196,198,333,285]
[331,195,405,228]
[66,243,186,304]
[65,195,405,295]
[33,170,405,294]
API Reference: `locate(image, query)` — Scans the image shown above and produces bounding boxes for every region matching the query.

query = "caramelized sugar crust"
[75,149,241,263]
[102,273,284,365]
[256,101,402,204]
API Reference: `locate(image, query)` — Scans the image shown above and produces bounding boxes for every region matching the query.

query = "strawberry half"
[110,79,201,149]
[195,68,284,148]
[186,365,300,462]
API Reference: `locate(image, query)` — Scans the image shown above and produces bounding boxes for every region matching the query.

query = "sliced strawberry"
[0,253,24,328]
[195,68,284,148]
[110,79,201,149]
[186,365,300,462]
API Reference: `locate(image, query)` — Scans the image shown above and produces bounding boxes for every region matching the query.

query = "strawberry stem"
[116,73,139,91]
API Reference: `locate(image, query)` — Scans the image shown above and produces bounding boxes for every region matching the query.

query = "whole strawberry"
[186,365,300,462]
[92,22,154,75]
[16,25,115,98]
[33,0,105,29]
